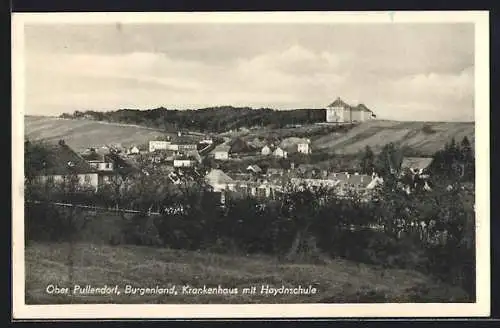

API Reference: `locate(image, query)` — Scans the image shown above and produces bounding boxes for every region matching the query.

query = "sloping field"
[25,242,470,304]
[312,120,475,155]
[24,116,169,152]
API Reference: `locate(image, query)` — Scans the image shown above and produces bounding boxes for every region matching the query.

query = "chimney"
[291,162,295,170]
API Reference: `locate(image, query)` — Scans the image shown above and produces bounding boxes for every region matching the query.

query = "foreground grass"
[25,242,470,304]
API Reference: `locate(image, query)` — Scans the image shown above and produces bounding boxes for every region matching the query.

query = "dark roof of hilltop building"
[327,97,351,108]
[29,140,97,176]
[327,98,375,113]
[356,103,373,113]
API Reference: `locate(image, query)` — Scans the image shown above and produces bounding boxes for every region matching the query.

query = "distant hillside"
[59,106,327,133]
[230,120,474,157]
[311,120,475,156]
[24,116,169,152]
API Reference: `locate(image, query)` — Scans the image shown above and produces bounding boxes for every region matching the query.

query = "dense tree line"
[59,106,328,133]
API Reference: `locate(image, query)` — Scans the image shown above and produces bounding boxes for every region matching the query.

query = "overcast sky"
[24,23,474,121]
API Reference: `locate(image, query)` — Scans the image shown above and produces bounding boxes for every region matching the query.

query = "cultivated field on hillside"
[24,116,170,152]
[312,120,474,156]
[25,242,470,304]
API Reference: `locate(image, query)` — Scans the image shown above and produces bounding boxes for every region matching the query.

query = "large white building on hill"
[325,97,376,123]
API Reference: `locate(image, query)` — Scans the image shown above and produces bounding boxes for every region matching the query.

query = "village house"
[205,169,236,192]
[81,148,114,172]
[177,142,198,152]
[267,168,285,176]
[149,140,171,152]
[173,159,197,168]
[325,97,376,123]
[279,137,312,156]
[29,140,100,191]
[261,145,272,156]
[200,137,214,145]
[246,164,262,174]
[213,145,231,160]
[297,139,312,154]
[173,151,201,168]
[273,147,288,158]
[125,145,140,155]
[400,157,433,176]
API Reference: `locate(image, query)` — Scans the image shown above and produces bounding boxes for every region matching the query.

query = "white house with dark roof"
[81,148,114,172]
[261,145,273,156]
[205,169,236,192]
[213,144,231,160]
[29,140,100,191]
[273,147,288,158]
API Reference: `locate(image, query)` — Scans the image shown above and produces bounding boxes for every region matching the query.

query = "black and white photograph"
[12,11,490,319]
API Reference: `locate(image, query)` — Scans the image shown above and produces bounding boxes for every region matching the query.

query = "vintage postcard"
[12,11,490,319]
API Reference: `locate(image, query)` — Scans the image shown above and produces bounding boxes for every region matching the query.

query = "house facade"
[149,140,171,152]
[81,149,114,172]
[297,141,311,154]
[261,145,272,156]
[173,159,197,168]
[273,147,288,158]
[29,140,101,191]
[129,146,140,154]
[326,97,376,123]
[213,145,230,160]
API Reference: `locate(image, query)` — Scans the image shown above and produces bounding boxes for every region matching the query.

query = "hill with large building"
[25,115,474,157]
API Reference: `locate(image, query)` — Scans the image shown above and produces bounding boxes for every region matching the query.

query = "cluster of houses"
[26,135,436,207]
[260,138,311,159]
[28,98,447,204]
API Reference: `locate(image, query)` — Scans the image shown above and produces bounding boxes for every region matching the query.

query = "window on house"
[84,175,92,184]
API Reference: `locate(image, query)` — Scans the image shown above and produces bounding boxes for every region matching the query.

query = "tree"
[360,146,375,174]
[280,183,332,261]
[375,143,402,177]
[460,136,475,181]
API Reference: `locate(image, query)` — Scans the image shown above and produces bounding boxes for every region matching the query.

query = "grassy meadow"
[25,242,470,304]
